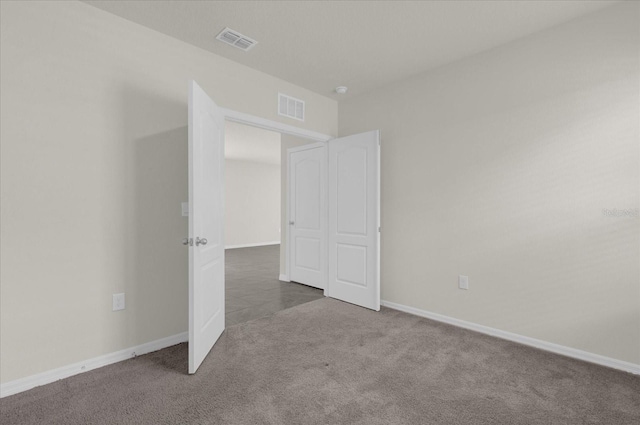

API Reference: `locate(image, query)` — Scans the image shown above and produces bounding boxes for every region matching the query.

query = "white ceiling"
[84,0,617,100]
[225,121,281,166]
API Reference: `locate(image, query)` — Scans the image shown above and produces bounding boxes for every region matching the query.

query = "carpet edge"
[1,332,188,398]
[381,300,640,376]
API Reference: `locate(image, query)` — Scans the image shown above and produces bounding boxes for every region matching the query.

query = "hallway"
[225,245,324,326]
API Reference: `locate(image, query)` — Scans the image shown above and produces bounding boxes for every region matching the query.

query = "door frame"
[285,142,328,295]
[220,107,332,286]
[222,108,331,143]
[221,108,380,309]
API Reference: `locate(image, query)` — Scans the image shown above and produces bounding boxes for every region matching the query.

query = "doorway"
[223,121,324,326]
[187,80,380,374]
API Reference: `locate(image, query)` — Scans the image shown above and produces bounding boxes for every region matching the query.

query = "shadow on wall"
[117,85,189,355]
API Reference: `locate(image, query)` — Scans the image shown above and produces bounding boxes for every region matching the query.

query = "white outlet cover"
[458,275,469,290]
[112,293,125,311]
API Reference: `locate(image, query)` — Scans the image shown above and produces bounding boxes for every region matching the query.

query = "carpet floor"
[1,298,639,424]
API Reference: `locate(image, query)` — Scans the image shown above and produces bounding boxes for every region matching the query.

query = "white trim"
[279,274,290,282]
[225,241,280,250]
[381,300,640,375]
[221,108,331,143]
[286,147,291,283]
[286,142,327,154]
[0,332,188,398]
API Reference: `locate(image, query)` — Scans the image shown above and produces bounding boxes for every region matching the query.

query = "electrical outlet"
[112,293,125,311]
[458,275,469,290]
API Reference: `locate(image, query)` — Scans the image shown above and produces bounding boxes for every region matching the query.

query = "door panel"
[289,145,326,289]
[328,131,380,310]
[295,159,321,230]
[295,237,321,270]
[337,146,368,235]
[336,243,367,286]
[189,80,225,374]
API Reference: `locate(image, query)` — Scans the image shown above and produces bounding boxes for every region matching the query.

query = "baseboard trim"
[381,300,640,375]
[0,332,188,398]
[225,241,280,250]
[6,304,636,399]
[279,274,290,282]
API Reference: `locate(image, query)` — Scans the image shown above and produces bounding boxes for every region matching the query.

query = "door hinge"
[378,226,381,232]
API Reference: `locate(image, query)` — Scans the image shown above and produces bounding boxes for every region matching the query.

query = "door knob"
[182,238,191,246]
[195,237,208,246]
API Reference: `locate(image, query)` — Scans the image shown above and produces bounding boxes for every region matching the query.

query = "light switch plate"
[113,293,125,311]
[458,275,469,290]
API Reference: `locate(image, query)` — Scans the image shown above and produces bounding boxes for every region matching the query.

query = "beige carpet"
[2,298,639,424]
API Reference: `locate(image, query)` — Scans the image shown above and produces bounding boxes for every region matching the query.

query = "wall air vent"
[215,27,257,51]
[278,93,305,122]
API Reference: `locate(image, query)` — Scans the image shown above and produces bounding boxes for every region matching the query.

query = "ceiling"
[225,121,280,165]
[84,0,617,100]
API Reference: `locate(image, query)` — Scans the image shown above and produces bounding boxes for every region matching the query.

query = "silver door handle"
[289,221,295,225]
[182,238,191,246]
[195,237,207,246]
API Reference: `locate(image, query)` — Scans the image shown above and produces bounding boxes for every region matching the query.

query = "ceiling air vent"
[215,27,257,51]
[278,93,305,122]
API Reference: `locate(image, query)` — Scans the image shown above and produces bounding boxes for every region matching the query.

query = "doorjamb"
[222,108,332,143]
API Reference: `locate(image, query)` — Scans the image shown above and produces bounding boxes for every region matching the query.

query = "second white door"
[288,144,326,289]
[327,130,380,311]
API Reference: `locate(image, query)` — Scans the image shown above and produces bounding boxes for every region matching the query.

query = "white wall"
[0,0,337,384]
[225,159,281,248]
[339,3,639,365]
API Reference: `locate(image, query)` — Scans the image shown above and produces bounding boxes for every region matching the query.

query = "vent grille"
[278,93,305,121]
[215,27,257,51]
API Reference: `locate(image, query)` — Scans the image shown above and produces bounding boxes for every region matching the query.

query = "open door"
[188,80,225,374]
[327,130,380,311]
[288,143,326,289]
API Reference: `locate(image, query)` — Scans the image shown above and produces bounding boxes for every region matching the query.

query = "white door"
[188,80,225,374]
[288,144,326,289]
[327,131,380,310]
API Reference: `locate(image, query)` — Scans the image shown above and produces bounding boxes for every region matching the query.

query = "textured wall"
[339,3,639,364]
[225,159,281,248]
[0,1,336,383]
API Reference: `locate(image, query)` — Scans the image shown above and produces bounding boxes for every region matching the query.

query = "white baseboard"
[225,241,280,250]
[279,274,290,282]
[0,332,188,398]
[381,300,640,375]
[6,303,636,399]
